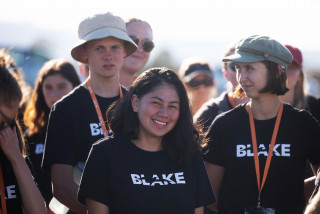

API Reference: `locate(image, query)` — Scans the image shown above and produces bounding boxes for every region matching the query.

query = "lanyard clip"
[257,199,261,208]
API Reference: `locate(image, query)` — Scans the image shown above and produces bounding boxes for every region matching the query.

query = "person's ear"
[277,64,285,77]
[131,94,139,112]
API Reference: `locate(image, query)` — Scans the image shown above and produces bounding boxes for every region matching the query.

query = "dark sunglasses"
[187,77,214,88]
[129,35,154,53]
[0,109,16,131]
[229,62,236,72]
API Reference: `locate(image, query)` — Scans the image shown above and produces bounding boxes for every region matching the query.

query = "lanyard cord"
[0,163,7,214]
[248,103,283,203]
[86,79,123,137]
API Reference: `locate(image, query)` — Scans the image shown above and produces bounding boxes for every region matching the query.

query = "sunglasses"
[0,109,16,131]
[129,35,154,53]
[187,77,214,88]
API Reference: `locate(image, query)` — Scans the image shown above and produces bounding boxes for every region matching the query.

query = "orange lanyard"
[0,163,7,214]
[248,103,283,205]
[86,79,123,137]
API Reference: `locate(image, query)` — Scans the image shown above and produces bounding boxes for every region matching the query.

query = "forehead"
[143,84,179,101]
[43,74,69,84]
[235,61,265,67]
[87,37,124,47]
[127,21,153,40]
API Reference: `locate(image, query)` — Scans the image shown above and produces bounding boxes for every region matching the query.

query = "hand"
[0,125,22,162]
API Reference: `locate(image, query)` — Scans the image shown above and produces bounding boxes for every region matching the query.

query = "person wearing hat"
[203,35,320,213]
[178,58,216,115]
[42,12,137,214]
[193,45,249,134]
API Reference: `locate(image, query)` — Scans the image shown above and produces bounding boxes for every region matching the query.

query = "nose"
[158,106,169,118]
[237,71,247,85]
[104,49,113,60]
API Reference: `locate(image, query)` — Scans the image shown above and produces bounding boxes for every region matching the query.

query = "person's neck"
[86,74,120,98]
[133,133,163,152]
[120,68,135,89]
[280,89,294,105]
[248,95,282,120]
[228,92,250,107]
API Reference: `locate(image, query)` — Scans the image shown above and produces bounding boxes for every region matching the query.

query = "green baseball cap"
[222,35,293,66]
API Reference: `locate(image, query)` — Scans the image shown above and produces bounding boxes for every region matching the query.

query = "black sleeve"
[307,96,320,124]
[194,104,219,134]
[305,111,320,165]
[42,103,76,171]
[78,142,110,206]
[194,156,216,208]
[202,117,225,166]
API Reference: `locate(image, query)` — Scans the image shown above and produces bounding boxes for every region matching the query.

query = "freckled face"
[132,84,180,141]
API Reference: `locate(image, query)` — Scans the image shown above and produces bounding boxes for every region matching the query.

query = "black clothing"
[79,133,215,214]
[203,103,320,214]
[42,85,126,170]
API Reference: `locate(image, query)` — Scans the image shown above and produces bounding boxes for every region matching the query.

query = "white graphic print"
[90,123,103,136]
[131,172,186,186]
[236,144,291,157]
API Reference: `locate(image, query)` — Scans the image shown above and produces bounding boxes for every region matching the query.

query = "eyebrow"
[151,96,180,104]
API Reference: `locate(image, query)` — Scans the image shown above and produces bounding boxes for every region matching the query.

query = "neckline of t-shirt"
[124,136,165,156]
[242,104,281,122]
[80,85,121,100]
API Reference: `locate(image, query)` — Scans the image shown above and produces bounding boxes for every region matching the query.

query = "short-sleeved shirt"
[0,150,29,214]
[78,133,215,214]
[42,85,126,170]
[203,103,320,214]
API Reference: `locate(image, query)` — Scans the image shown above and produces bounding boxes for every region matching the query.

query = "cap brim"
[183,70,213,83]
[71,27,138,63]
[222,52,265,63]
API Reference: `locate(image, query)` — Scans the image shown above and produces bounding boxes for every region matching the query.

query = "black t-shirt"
[306,95,320,123]
[193,92,233,133]
[0,151,27,214]
[203,103,320,214]
[78,133,215,214]
[42,85,126,170]
[25,129,52,206]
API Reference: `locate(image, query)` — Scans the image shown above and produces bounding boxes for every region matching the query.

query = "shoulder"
[92,133,128,151]
[51,85,87,111]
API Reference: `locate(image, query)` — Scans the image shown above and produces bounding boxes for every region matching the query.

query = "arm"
[305,190,320,214]
[204,162,225,212]
[195,206,204,214]
[86,198,109,214]
[0,126,46,214]
[51,164,86,214]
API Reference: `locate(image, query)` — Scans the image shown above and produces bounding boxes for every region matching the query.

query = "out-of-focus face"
[42,74,74,108]
[224,62,238,89]
[186,74,215,107]
[122,21,153,75]
[0,102,19,131]
[132,84,180,142]
[286,62,301,90]
[81,37,127,80]
[235,61,269,99]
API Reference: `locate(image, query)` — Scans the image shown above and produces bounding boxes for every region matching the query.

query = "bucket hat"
[284,44,303,67]
[71,12,138,63]
[223,35,293,66]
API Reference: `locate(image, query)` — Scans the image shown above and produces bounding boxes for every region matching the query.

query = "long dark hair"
[107,67,201,164]
[24,59,81,136]
[0,50,25,154]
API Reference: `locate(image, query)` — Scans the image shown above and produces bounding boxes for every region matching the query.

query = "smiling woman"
[78,67,215,214]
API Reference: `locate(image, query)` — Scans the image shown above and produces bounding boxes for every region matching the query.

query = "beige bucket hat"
[71,12,138,63]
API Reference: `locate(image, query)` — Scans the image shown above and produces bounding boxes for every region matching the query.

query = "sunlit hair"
[234,60,289,98]
[107,67,202,164]
[126,18,153,32]
[24,59,80,136]
[0,51,25,154]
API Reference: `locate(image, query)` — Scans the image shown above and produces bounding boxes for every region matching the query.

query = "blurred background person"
[119,18,154,88]
[0,50,46,214]
[23,59,80,210]
[193,46,249,133]
[281,44,320,123]
[178,57,216,116]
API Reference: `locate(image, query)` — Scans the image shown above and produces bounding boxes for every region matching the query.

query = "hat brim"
[223,51,289,66]
[71,27,138,63]
[183,70,213,83]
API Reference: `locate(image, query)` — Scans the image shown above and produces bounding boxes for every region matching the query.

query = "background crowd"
[1,10,320,214]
